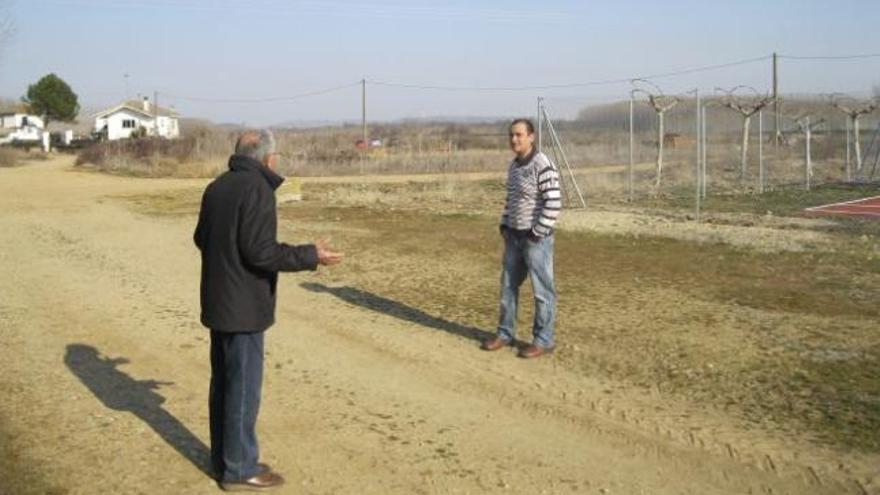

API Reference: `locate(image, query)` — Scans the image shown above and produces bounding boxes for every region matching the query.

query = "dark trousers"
[209,330,265,482]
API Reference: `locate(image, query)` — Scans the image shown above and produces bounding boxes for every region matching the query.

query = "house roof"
[93,100,179,119]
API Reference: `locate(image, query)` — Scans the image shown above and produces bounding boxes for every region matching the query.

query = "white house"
[1,113,45,130]
[93,97,180,141]
[0,112,46,146]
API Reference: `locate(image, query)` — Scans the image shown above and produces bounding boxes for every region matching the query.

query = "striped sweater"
[500,149,562,237]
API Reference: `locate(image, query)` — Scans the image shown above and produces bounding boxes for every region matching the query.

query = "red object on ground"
[805,195,880,219]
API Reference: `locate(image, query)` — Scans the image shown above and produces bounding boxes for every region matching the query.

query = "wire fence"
[541,94,880,202]
[150,52,880,209]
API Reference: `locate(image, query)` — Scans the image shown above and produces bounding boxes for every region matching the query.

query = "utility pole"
[695,88,701,222]
[361,79,367,145]
[154,90,159,138]
[772,52,779,147]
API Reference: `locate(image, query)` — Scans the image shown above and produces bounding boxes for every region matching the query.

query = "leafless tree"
[716,86,775,179]
[631,80,681,189]
[790,112,825,190]
[830,94,878,172]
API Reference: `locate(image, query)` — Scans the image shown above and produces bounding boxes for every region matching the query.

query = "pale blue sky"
[1,0,878,125]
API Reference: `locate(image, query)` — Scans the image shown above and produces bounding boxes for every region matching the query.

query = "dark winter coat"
[194,155,318,333]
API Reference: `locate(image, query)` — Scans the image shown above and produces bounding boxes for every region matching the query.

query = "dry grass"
[282,191,879,453]
[0,148,53,167]
[75,137,226,177]
[0,147,23,167]
[123,172,880,452]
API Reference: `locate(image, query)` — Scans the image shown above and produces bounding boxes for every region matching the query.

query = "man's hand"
[315,238,344,266]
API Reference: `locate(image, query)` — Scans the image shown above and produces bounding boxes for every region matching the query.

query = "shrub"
[0,147,22,167]
[75,137,221,177]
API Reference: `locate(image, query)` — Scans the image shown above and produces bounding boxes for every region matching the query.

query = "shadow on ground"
[300,282,502,345]
[64,343,212,478]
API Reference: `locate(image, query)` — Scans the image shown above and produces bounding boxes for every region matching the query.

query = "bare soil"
[1,155,878,495]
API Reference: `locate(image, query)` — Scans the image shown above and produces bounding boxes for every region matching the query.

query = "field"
[1,154,879,494]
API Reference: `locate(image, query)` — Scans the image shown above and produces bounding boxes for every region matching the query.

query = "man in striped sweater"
[481,118,562,358]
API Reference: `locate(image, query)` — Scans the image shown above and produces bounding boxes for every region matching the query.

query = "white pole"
[360,78,366,175]
[543,106,587,208]
[361,79,367,144]
[629,95,634,202]
[695,90,701,222]
[845,117,851,182]
[758,110,764,193]
[805,117,811,191]
[537,97,543,152]
[702,105,707,198]
[855,117,863,173]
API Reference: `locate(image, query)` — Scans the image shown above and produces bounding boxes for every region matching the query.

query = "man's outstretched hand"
[315,238,344,266]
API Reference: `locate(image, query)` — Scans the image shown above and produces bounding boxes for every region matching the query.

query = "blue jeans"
[209,330,265,482]
[497,233,557,348]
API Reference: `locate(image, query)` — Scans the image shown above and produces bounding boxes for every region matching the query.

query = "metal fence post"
[845,117,851,182]
[702,105,707,198]
[758,110,764,193]
[629,94,634,202]
[805,117,812,191]
[537,97,543,153]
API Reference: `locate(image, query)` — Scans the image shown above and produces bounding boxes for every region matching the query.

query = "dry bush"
[76,135,229,177]
[0,147,54,167]
[70,99,875,184]
[27,151,50,161]
[268,121,510,176]
[0,147,22,167]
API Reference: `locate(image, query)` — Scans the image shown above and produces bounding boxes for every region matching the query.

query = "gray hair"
[234,129,276,161]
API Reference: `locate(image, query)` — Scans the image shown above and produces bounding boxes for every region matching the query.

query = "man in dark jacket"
[194,129,342,491]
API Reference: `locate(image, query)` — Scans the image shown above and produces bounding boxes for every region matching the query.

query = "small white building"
[1,113,45,130]
[93,97,180,141]
[0,112,46,146]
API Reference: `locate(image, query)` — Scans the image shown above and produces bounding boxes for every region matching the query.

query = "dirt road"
[0,156,875,494]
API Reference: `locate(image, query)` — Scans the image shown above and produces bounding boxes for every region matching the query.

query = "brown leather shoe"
[219,470,285,492]
[481,336,511,351]
[214,463,270,482]
[517,343,554,359]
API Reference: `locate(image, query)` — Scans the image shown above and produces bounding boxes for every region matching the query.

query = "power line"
[638,55,772,82]
[40,0,571,23]
[134,52,879,105]
[369,55,772,92]
[160,82,360,103]
[779,53,880,61]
